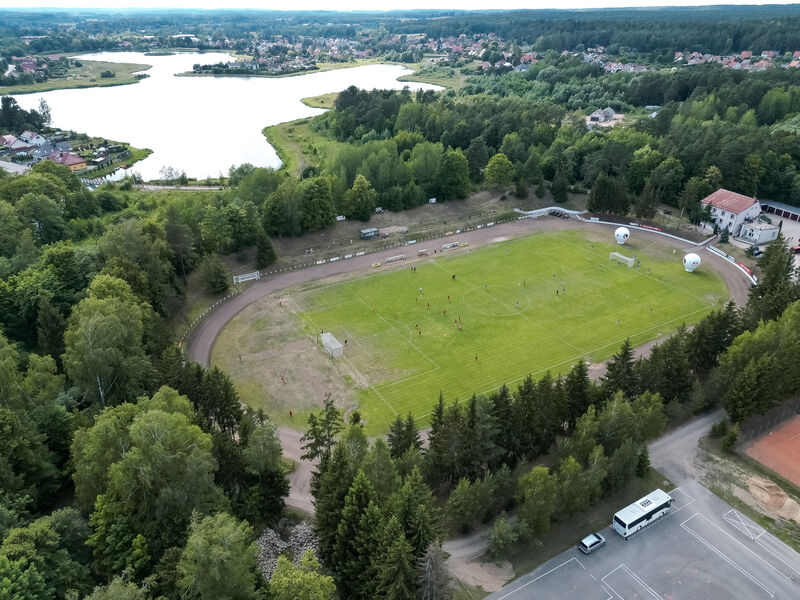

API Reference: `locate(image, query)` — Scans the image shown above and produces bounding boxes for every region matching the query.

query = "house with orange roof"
[46,151,87,171]
[701,188,761,235]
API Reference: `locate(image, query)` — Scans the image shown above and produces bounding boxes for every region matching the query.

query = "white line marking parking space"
[496,557,586,600]
[681,512,776,598]
[601,564,661,600]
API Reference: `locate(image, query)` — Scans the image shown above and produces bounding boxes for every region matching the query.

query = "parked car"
[578,532,606,554]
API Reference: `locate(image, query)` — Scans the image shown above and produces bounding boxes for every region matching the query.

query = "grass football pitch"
[287,230,727,432]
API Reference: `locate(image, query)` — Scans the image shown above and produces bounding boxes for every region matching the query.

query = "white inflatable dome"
[614,227,630,245]
[683,252,702,272]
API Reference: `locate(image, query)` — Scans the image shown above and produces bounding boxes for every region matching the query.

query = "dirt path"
[278,426,315,514]
[185,218,752,516]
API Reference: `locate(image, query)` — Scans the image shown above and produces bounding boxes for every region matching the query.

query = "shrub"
[486,514,518,563]
[200,254,229,294]
[722,423,739,452]
[710,419,729,438]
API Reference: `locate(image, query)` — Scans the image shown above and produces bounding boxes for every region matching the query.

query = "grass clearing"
[398,61,476,90]
[214,229,727,433]
[301,92,339,109]
[263,118,345,176]
[4,59,150,94]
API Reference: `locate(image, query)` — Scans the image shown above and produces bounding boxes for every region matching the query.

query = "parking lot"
[486,480,800,600]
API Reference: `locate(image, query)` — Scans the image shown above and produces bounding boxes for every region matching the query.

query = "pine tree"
[254,229,276,268]
[551,171,569,203]
[392,467,439,558]
[313,426,368,565]
[490,385,515,467]
[564,359,594,429]
[362,439,400,505]
[200,254,229,294]
[353,501,385,599]
[636,446,651,477]
[424,393,447,485]
[602,339,636,399]
[333,471,379,597]
[376,535,415,600]
[535,176,546,199]
[416,542,451,600]
[388,412,422,459]
[198,367,243,435]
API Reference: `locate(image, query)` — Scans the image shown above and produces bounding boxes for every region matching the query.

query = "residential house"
[46,151,87,171]
[701,188,761,235]
[19,131,48,147]
[740,51,753,60]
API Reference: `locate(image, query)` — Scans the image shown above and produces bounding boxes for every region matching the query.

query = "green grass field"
[288,230,727,432]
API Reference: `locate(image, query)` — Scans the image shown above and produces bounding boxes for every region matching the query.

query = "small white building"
[701,188,761,235]
[738,220,780,245]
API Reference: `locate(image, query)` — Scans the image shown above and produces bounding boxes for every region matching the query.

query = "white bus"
[611,489,674,539]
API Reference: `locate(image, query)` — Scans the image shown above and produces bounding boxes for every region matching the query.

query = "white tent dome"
[614,227,630,245]
[683,252,701,272]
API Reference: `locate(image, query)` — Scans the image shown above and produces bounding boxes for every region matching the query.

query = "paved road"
[649,408,724,484]
[487,411,800,600]
[487,479,800,600]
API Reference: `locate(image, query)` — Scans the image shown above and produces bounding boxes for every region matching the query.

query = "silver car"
[578,532,606,554]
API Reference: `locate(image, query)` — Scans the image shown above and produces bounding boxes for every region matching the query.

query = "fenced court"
[745,413,800,487]
[288,230,727,432]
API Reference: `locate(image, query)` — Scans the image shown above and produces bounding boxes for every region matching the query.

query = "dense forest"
[2,6,800,57]
[3,7,800,599]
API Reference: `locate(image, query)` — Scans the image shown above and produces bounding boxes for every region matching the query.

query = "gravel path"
[184,217,752,515]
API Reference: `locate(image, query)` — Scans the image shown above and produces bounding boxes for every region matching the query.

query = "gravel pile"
[256,521,320,580]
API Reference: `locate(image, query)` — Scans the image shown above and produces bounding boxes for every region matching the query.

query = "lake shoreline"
[2,60,151,95]
[13,52,441,180]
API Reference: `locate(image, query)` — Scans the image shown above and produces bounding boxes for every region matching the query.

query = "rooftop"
[701,188,758,214]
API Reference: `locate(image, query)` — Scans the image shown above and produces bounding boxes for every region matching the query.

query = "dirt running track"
[185,217,751,514]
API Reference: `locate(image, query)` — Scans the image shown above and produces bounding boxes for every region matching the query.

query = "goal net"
[609,251,635,268]
[320,332,343,357]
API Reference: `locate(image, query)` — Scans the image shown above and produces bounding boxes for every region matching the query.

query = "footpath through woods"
[184,217,751,518]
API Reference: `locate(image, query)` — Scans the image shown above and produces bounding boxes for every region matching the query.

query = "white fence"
[233,271,260,285]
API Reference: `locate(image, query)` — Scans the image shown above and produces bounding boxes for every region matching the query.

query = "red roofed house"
[46,151,87,171]
[740,51,753,60]
[701,188,761,235]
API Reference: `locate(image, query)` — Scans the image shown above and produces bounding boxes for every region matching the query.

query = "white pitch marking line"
[495,557,584,600]
[681,514,776,598]
[340,326,374,360]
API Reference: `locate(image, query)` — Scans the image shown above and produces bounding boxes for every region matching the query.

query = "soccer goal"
[609,251,635,268]
[320,332,343,358]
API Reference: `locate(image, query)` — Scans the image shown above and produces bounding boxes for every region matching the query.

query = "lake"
[14,52,442,181]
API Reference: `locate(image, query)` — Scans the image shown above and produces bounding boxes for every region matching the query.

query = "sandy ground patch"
[747,476,800,523]
[211,292,358,421]
[448,558,514,593]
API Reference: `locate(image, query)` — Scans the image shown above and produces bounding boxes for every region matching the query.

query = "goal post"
[320,332,343,358]
[609,251,635,268]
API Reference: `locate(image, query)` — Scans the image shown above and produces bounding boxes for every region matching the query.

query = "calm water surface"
[14,52,441,180]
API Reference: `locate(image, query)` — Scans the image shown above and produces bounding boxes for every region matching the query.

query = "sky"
[0,1,798,10]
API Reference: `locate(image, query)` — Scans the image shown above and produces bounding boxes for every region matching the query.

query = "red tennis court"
[745,414,800,487]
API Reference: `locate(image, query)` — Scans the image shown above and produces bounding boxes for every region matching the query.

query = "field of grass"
[301,92,338,109]
[217,229,727,433]
[398,60,476,91]
[263,118,345,177]
[2,59,151,95]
